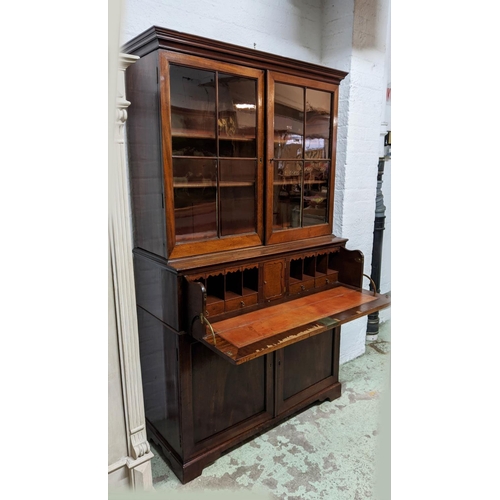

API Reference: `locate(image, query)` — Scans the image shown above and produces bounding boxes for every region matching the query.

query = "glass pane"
[303,161,330,226]
[173,158,217,241]
[172,137,216,157]
[274,83,304,159]
[272,160,302,230]
[218,73,257,157]
[219,160,257,236]
[305,89,331,159]
[169,64,216,156]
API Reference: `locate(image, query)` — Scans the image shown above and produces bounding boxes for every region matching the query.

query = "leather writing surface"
[213,286,376,348]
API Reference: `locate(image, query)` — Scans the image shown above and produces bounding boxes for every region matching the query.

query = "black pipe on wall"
[366,137,389,340]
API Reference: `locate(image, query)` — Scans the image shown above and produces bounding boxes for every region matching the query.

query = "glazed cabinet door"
[266,71,340,245]
[159,51,265,259]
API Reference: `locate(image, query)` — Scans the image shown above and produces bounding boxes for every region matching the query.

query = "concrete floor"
[149,320,391,499]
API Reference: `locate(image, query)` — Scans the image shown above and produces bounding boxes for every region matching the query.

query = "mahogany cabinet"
[123,27,390,484]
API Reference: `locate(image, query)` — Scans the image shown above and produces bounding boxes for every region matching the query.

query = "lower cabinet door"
[275,327,340,415]
[182,337,274,457]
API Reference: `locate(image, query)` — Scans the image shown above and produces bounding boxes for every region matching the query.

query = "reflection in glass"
[170,64,216,156]
[274,83,304,159]
[273,160,302,230]
[172,137,217,157]
[271,82,333,231]
[303,161,330,226]
[173,158,217,241]
[218,73,257,157]
[305,89,331,159]
[219,160,257,236]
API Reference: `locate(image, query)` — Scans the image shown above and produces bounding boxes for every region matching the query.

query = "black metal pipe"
[366,156,387,339]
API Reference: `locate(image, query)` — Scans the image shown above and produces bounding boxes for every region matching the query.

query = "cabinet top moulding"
[137,234,348,273]
[122,26,348,85]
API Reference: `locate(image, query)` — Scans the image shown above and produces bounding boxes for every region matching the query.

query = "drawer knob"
[301,285,305,291]
[240,301,245,307]
[205,310,209,317]
[326,279,330,284]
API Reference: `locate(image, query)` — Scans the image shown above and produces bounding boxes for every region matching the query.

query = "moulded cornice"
[122,26,348,85]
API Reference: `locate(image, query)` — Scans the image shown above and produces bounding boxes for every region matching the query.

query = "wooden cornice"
[122,26,348,84]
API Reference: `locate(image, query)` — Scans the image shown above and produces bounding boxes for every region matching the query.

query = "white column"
[108,52,154,490]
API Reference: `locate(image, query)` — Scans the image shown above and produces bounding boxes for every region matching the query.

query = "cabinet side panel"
[137,307,181,455]
[126,51,167,257]
[330,247,364,288]
[134,253,180,330]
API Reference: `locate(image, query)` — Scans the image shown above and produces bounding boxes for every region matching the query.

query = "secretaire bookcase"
[122,26,391,483]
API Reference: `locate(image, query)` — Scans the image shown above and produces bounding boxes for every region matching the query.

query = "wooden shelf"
[172,131,216,139]
[220,181,255,187]
[174,181,255,188]
[273,180,327,186]
[220,135,256,141]
[172,131,255,141]
[174,180,216,188]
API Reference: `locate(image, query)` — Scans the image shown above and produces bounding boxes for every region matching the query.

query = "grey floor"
[149,321,391,499]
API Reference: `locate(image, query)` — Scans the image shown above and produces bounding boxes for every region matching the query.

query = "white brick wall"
[322,0,390,361]
[121,0,323,64]
[121,0,391,363]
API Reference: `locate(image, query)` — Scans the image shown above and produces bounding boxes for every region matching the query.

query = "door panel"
[262,260,285,301]
[276,328,339,415]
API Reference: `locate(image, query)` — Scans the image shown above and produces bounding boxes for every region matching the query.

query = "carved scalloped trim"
[186,274,206,282]
[241,263,259,272]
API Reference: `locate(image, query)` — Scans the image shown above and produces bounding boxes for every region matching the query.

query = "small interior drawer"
[225,293,258,312]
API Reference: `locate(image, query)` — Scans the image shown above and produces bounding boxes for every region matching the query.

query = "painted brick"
[339,319,368,364]
[122,0,322,64]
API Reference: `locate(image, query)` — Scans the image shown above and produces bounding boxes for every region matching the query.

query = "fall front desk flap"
[188,283,391,365]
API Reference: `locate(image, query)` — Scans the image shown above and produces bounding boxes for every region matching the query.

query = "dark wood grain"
[125,51,167,257]
[329,87,340,226]
[124,27,390,485]
[262,260,285,301]
[191,342,268,443]
[265,71,275,244]
[148,358,338,484]
[158,52,176,257]
[168,235,346,272]
[283,330,334,400]
[133,252,181,330]
[137,307,181,454]
[122,26,348,85]
[331,246,364,288]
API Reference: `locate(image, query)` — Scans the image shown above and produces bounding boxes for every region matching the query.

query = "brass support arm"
[197,313,217,345]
